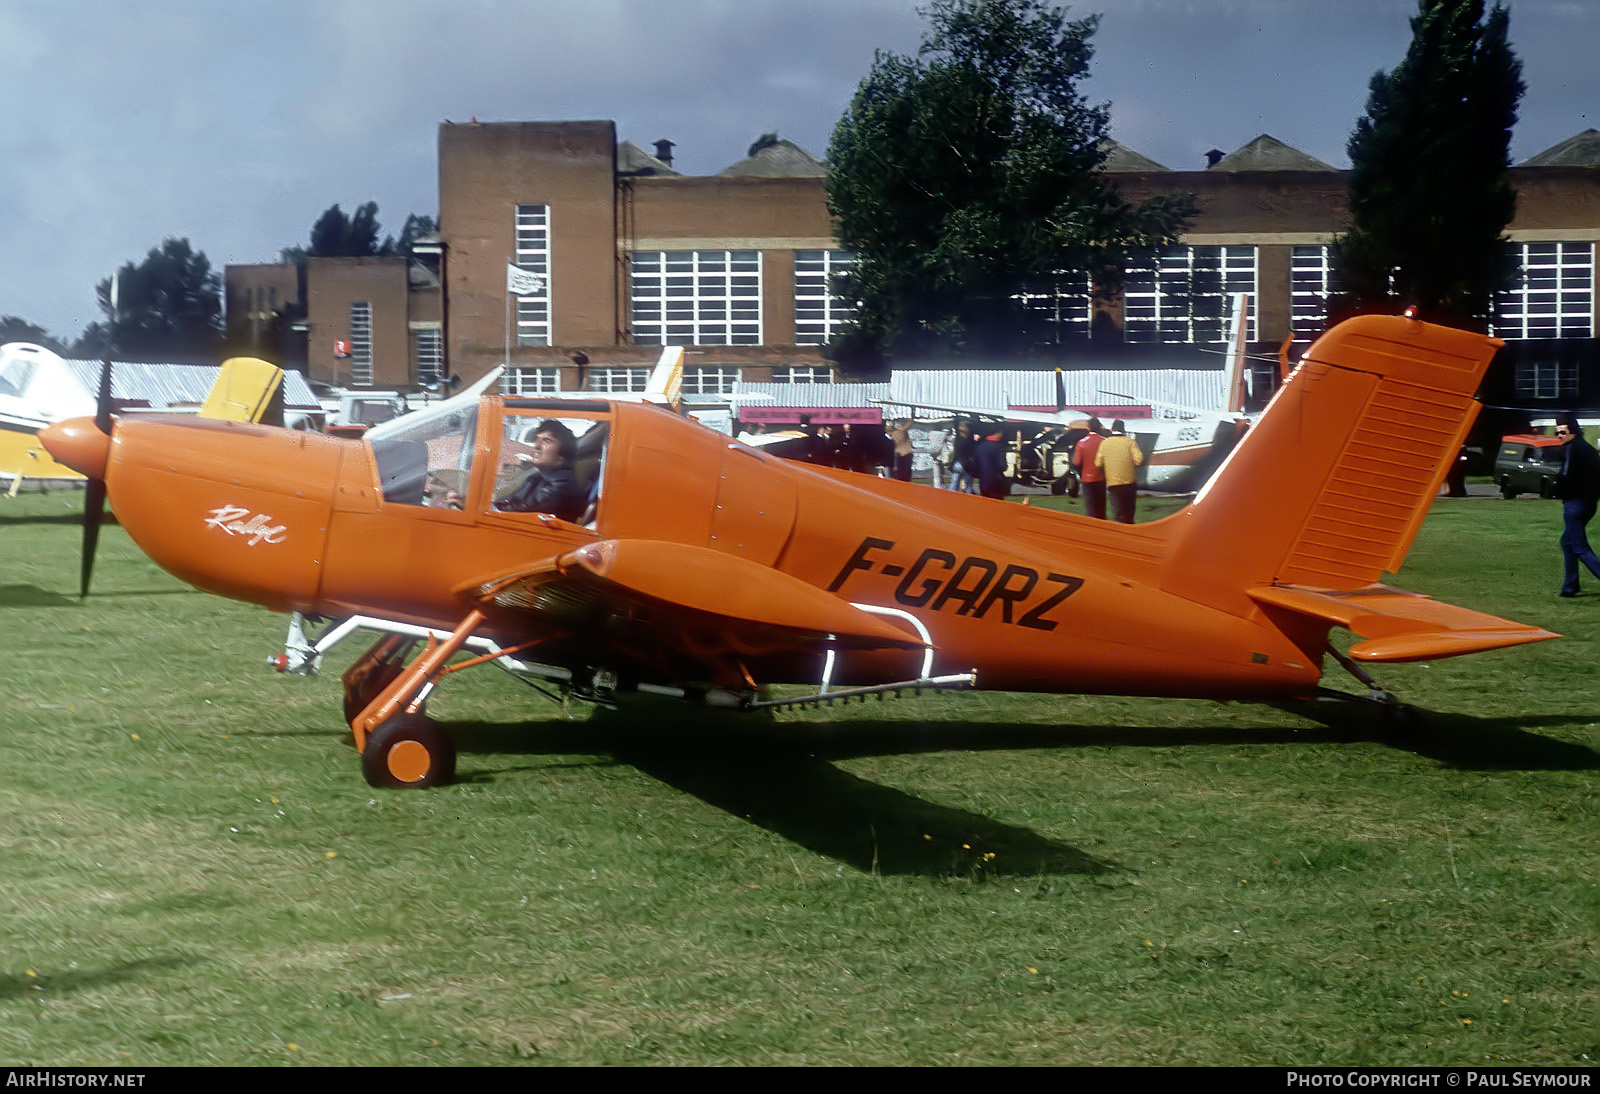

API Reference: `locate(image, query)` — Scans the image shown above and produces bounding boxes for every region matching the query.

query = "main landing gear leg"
[349,609,486,789]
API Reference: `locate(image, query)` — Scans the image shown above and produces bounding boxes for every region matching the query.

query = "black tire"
[361,712,456,789]
[1499,478,1516,500]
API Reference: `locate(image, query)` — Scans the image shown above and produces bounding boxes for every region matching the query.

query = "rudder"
[1163,315,1498,612]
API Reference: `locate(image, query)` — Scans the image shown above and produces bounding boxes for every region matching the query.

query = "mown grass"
[1,488,1595,1066]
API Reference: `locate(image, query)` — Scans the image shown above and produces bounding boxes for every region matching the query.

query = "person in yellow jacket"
[1094,419,1144,524]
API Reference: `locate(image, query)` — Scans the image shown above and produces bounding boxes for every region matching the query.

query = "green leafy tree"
[825,0,1194,371]
[1331,0,1524,331]
[87,238,223,361]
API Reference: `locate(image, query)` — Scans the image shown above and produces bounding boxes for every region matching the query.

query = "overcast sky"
[4,0,1595,342]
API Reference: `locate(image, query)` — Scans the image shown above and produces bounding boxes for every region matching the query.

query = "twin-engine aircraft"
[41,315,1556,789]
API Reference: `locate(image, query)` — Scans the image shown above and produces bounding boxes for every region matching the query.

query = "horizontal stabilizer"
[1249,584,1558,663]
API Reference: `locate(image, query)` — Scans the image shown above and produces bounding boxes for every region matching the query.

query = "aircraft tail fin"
[1165,316,1495,611]
[1225,292,1250,414]
[645,346,685,411]
[201,357,286,425]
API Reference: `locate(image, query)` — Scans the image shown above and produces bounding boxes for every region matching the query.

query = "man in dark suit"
[1555,413,1600,597]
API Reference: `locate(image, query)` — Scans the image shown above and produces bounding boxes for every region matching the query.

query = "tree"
[92,238,223,361]
[825,0,1194,371]
[280,203,437,261]
[1331,0,1524,331]
[0,317,67,353]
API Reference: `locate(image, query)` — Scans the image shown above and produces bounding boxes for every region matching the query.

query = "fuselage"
[75,395,1322,702]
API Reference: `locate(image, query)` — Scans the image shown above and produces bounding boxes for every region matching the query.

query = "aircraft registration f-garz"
[41,315,1557,789]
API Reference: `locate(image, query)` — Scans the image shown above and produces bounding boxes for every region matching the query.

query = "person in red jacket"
[1072,417,1107,519]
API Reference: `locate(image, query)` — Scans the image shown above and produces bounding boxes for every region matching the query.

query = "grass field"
[1,488,1595,1066]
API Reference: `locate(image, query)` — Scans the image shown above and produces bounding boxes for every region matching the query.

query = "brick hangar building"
[225,120,1600,412]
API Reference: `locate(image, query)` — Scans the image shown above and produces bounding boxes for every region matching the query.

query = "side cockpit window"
[369,404,479,508]
[491,413,608,526]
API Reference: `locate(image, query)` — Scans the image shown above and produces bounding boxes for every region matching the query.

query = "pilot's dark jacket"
[495,467,584,521]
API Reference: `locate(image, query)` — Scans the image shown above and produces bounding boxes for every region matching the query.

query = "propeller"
[78,354,114,598]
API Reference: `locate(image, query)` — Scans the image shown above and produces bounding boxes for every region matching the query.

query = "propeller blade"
[80,475,105,599]
[80,355,114,598]
[94,355,114,433]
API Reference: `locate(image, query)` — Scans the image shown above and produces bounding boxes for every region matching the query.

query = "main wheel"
[1499,478,1516,500]
[361,712,456,789]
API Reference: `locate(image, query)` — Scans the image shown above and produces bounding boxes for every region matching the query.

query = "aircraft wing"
[1249,584,1558,662]
[456,538,927,679]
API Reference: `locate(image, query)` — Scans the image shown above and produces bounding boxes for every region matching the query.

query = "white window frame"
[515,204,552,346]
[793,250,854,344]
[588,366,651,393]
[1494,242,1594,340]
[771,366,832,384]
[1124,245,1258,343]
[1290,245,1339,340]
[681,366,741,395]
[631,250,762,345]
[349,301,373,386]
[412,326,444,386]
[502,367,561,396]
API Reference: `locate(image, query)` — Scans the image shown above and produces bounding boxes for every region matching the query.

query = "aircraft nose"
[39,417,111,479]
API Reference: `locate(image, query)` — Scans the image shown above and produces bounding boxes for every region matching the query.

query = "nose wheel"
[361,712,456,789]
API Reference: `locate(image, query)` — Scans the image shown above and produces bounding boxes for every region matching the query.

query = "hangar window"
[588,367,651,394]
[349,302,373,385]
[503,367,561,395]
[514,204,552,346]
[1290,245,1341,340]
[1015,270,1092,342]
[1124,246,1257,343]
[794,250,854,344]
[1494,242,1594,340]
[682,366,740,395]
[772,366,832,384]
[630,250,761,345]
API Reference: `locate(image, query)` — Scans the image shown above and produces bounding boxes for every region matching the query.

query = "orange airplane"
[40,315,1557,789]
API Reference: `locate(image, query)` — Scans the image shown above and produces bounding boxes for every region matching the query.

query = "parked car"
[1493,434,1566,499]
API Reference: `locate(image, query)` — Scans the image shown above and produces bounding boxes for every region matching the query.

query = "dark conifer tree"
[1331,0,1524,332]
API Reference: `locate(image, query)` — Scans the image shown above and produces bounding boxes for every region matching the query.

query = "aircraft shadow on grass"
[442,714,1114,879]
[0,584,201,606]
[0,584,78,607]
[433,701,1598,876]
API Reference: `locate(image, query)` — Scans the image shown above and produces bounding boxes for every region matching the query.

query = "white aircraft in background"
[879,294,1260,494]
[0,342,290,495]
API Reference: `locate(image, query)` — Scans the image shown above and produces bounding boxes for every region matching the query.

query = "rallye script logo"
[205,505,287,546]
[827,536,1082,631]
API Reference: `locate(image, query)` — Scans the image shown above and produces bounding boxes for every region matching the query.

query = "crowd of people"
[767,414,1146,523]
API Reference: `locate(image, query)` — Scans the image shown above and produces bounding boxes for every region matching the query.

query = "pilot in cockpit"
[494,418,586,521]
